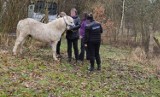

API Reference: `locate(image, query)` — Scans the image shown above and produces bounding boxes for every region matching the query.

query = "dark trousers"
[56,38,61,55]
[79,38,89,61]
[67,39,79,60]
[88,41,101,68]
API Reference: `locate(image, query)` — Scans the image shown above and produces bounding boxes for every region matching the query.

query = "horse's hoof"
[12,52,17,56]
[55,60,60,64]
[56,54,62,58]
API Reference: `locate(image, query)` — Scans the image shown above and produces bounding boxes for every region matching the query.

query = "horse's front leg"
[51,41,58,61]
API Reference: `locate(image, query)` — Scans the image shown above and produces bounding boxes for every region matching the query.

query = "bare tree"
[119,0,125,37]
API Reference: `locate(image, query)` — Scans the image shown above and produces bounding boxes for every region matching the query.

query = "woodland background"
[0,0,160,96]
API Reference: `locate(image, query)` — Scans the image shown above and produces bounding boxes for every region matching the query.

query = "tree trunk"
[140,20,145,48]
[126,25,130,46]
[120,0,125,31]
[119,0,125,43]
[133,22,137,44]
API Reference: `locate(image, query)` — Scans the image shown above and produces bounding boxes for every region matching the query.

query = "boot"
[88,65,94,71]
[68,58,71,62]
[97,64,101,71]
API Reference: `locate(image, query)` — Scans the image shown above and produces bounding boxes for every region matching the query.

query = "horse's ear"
[57,13,64,18]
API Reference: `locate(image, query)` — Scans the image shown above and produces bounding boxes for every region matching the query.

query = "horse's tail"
[16,29,20,38]
[16,20,22,38]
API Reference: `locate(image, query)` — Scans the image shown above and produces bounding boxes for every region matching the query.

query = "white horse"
[13,16,75,60]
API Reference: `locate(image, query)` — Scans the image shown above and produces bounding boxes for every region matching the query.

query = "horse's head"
[63,16,75,30]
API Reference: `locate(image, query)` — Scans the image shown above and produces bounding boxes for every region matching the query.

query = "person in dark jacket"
[78,12,89,61]
[56,12,66,57]
[84,13,103,71]
[66,8,81,62]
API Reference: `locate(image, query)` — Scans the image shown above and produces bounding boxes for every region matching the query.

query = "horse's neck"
[48,18,66,35]
[56,18,67,35]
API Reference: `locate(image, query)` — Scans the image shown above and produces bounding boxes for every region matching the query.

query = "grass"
[0,36,160,97]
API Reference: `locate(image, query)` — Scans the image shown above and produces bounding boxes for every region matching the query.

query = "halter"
[63,17,74,30]
[63,17,68,28]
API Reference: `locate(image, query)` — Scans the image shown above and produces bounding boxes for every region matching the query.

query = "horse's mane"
[48,17,64,24]
[47,17,66,30]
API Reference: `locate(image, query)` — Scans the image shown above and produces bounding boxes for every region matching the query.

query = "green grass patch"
[0,38,159,96]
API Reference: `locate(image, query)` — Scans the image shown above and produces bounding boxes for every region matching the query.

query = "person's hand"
[85,44,87,47]
[80,36,82,39]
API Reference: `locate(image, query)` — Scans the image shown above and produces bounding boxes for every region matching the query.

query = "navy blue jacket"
[84,21,103,43]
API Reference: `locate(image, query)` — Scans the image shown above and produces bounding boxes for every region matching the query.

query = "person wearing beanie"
[84,13,103,71]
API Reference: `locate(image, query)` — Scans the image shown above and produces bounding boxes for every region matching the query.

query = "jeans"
[67,39,79,60]
[79,38,89,61]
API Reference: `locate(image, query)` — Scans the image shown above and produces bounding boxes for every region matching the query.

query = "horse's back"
[17,18,44,32]
[17,18,42,27]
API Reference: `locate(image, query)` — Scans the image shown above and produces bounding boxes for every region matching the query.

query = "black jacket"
[66,16,81,40]
[84,21,103,43]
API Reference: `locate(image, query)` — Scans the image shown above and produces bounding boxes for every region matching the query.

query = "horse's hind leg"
[13,36,25,55]
[19,38,26,54]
